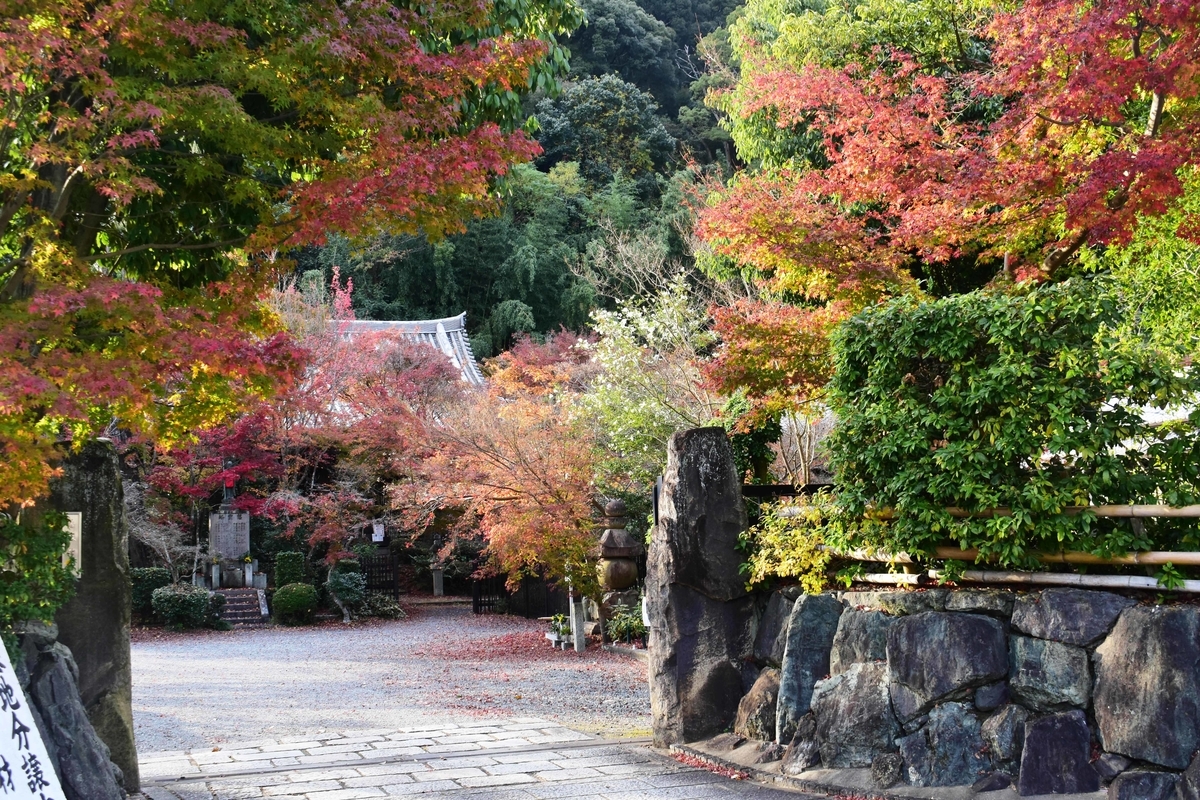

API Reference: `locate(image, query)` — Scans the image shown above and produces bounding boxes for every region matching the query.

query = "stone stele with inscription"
[208,511,250,562]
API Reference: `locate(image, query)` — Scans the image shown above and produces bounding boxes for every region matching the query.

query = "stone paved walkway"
[136,719,818,800]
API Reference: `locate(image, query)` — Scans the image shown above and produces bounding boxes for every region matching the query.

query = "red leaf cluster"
[697,0,1200,415]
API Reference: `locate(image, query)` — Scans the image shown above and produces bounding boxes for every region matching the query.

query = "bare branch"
[84,235,247,261]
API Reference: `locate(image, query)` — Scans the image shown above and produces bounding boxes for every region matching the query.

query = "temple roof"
[338,312,486,386]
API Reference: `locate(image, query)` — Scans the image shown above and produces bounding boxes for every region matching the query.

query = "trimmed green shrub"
[272,583,318,625]
[361,593,406,619]
[274,552,306,587]
[206,592,226,628]
[131,567,172,615]
[151,584,210,629]
[827,278,1200,567]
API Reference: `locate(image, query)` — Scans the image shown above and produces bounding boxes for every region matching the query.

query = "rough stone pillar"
[647,427,755,747]
[51,440,140,793]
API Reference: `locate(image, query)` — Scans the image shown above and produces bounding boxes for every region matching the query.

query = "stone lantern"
[597,499,641,618]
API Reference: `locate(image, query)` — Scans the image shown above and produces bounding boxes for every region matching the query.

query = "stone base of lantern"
[603,588,641,614]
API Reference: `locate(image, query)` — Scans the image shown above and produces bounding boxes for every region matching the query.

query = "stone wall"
[727,585,1200,797]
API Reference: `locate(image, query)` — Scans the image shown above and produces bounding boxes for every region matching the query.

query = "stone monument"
[208,459,250,588]
[646,427,755,746]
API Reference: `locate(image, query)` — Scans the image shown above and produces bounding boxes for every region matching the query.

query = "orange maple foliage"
[698,0,1200,416]
[400,335,601,594]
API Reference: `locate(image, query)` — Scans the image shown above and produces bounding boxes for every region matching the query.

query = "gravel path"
[132,605,650,753]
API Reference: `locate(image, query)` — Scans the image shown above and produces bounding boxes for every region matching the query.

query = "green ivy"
[826,278,1200,567]
[0,511,75,634]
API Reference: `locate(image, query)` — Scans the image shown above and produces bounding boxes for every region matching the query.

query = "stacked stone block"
[727,586,1198,796]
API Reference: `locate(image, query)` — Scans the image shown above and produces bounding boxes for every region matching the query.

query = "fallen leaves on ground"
[670,752,748,780]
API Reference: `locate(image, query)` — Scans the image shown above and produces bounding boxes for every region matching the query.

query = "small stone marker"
[208,510,250,562]
[571,595,587,652]
[0,644,66,798]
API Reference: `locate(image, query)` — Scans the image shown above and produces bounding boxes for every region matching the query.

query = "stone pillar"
[50,440,140,793]
[646,427,755,747]
[570,595,587,653]
[596,499,641,638]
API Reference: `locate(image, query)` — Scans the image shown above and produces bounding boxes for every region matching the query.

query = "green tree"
[580,278,722,490]
[568,0,680,109]
[637,0,742,51]
[308,164,600,355]
[536,75,677,195]
[1084,173,1200,363]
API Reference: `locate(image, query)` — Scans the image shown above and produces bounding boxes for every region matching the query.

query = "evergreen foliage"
[827,279,1200,567]
[0,512,75,633]
[568,0,679,109]
[273,552,307,588]
[536,75,677,194]
[273,583,319,625]
[131,568,173,616]
[151,584,213,629]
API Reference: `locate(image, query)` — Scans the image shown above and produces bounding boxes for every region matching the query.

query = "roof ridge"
[337,312,484,385]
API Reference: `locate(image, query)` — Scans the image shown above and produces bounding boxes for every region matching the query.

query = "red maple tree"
[699,0,1200,414]
[0,0,579,507]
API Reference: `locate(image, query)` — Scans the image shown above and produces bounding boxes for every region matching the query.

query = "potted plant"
[545,613,571,645]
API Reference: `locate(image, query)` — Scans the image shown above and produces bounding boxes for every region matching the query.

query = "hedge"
[274,552,306,588]
[825,278,1200,567]
[131,567,172,615]
[151,584,217,629]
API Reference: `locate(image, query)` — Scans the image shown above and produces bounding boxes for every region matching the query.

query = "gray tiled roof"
[338,312,486,385]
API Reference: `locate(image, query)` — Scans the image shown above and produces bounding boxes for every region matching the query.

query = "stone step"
[214,588,268,626]
[221,604,262,613]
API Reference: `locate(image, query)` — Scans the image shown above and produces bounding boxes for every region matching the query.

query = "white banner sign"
[0,644,65,798]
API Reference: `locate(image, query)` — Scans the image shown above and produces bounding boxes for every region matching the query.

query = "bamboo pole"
[935,547,1200,566]
[858,570,1200,594]
[826,546,1200,567]
[870,504,1200,520]
[854,572,925,586]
